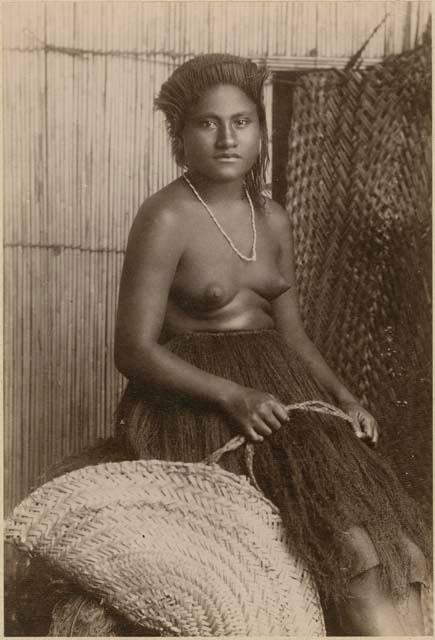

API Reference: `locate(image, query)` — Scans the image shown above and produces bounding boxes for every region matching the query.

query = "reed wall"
[3,1,431,512]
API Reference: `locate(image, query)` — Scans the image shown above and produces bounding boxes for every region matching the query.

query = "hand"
[221,385,289,443]
[339,400,380,447]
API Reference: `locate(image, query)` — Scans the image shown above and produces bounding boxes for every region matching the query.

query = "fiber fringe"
[117,330,430,603]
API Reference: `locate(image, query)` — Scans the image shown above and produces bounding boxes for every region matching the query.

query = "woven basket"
[5,456,326,636]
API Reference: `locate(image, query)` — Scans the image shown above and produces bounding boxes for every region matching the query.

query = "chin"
[203,163,252,183]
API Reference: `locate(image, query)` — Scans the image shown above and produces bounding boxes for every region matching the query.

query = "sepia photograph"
[3,0,433,636]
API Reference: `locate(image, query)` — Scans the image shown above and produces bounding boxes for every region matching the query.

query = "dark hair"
[155,54,269,208]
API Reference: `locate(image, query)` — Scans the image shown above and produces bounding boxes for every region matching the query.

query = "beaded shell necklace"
[183,173,257,262]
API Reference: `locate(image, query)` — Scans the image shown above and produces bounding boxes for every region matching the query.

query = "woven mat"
[5,459,325,637]
[286,40,432,515]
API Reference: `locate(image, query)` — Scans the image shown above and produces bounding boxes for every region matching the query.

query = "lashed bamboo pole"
[28,251,36,485]
[281,2,288,56]
[273,2,280,56]
[153,53,161,193]
[105,252,114,436]
[155,60,163,192]
[3,247,11,509]
[91,256,100,440]
[131,7,140,217]
[74,251,82,452]
[16,51,28,497]
[55,246,63,463]
[17,58,27,243]
[79,8,92,440]
[134,54,143,220]
[99,253,106,439]
[86,250,95,448]
[108,252,120,431]
[233,1,239,55]
[68,251,75,458]
[26,64,37,484]
[4,249,15,507]
[104,254,112,437]
[126,15,136,236]
[3,54,12,243]
[364,3,372,58]
[22,250,31,501]
[13,249,23,504]
[11,248,18,504]
[328,3,334,58]
[47,248,54,470]
[67,249,76,454]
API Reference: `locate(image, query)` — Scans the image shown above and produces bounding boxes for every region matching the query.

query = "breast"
[171,280,237,316]
[247,272,291,302]
[202,283,233,309]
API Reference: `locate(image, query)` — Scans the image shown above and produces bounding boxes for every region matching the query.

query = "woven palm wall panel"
[286,39,431,511]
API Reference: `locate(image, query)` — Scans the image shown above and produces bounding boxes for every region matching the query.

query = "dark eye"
[234,118,250,128]
[199,119,217,129]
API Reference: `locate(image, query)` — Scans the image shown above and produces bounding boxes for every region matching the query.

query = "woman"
[9,53,429,637]
[113,54,429,635]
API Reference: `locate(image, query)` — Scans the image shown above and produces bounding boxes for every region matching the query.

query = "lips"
[214,153,242,161]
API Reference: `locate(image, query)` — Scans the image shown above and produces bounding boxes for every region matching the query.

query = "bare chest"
[170,213,290,313]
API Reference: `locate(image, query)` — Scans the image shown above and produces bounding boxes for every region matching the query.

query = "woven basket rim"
[6,458,282,522]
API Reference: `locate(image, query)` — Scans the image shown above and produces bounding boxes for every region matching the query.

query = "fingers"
[352,411,380,447]
[258,410,283,432]
[371,432,379,447]
[372,421,380,446]
[239,416,272,443]
[271,403,290,424]
[243,426,264,443]
[350,416,365,440]
[251,416,273,438]
[263,395,289,427]
[362,417,374,443]
[243,399,288,443]
[364,417,380,447]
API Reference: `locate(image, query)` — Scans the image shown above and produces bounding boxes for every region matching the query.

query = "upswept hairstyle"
[155,54,269,208]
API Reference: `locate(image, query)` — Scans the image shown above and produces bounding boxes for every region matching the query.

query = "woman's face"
[181,84,261,183]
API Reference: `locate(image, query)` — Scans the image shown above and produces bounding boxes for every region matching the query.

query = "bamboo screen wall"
[3,1,431,512]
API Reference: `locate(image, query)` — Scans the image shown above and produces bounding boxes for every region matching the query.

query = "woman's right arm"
[114,201,287,442]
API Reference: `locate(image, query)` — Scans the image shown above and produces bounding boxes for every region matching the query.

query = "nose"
[216,122,237,148]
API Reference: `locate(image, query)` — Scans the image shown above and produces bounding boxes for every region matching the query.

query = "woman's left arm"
[269,201,379,446]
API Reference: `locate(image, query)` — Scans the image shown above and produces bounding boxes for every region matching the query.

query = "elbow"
[114,342,131,379]
[114,348,132,379]
[114,337,155,382]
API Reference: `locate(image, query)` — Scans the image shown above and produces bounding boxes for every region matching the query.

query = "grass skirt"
[117,330,430,603]
[6,330,431,636]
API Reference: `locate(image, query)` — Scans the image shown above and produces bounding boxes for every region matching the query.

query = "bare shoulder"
[263,197,292,237]
[134,180,188,230]
[128,180,190,248]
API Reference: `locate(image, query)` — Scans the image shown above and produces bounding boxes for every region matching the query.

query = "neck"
[184,170,245,204]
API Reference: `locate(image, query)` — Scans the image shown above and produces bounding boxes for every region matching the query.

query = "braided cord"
[204,400,353,489]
